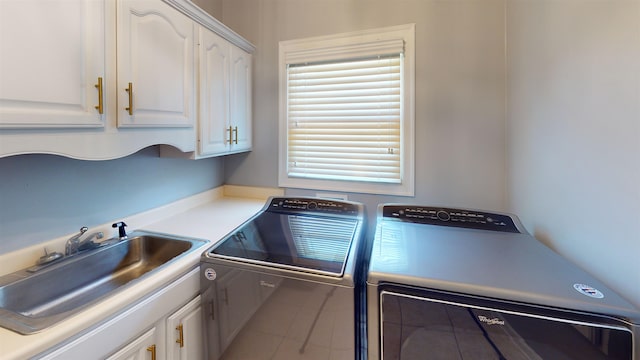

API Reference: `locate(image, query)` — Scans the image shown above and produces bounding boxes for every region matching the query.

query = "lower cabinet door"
[166,296,203,360]
[106,327,159,360]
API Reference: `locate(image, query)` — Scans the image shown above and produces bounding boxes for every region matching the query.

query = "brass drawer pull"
[146,344,156,360]
[94,77,104,114]
[176,324,184,348]
[125,82,133,115]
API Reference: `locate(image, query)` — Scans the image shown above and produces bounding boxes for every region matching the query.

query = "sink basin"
[0,231,206,334]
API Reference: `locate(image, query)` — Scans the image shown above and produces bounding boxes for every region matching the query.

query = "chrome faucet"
[65,226,104,256]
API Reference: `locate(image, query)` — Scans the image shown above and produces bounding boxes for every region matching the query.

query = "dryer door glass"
[380,291,632,360]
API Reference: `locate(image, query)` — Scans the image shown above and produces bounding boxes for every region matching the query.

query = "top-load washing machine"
[367,204,640,359]
[200,197,367,360]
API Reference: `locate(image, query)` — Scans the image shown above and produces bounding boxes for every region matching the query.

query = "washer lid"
[367,205,640,324]
[209,210,359,277]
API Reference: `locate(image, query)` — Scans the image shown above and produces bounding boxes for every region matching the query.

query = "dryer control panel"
[382,205,520,233]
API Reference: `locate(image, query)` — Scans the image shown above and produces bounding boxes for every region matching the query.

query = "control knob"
[437,210,450,221]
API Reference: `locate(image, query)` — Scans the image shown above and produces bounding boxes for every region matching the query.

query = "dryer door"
[380,289,633,360]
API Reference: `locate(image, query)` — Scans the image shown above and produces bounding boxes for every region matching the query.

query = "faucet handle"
[112,221,128,239]
[36,247,64,265]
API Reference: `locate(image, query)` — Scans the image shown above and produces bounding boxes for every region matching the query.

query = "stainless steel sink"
[0,231,206,334]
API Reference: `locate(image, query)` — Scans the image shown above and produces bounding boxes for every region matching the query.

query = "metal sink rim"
[0,230,206,335]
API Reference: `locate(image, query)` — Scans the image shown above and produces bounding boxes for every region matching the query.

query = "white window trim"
[278,24,415,196]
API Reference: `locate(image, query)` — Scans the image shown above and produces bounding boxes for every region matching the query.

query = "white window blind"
[286,55,402,183]
[279,24,415,196]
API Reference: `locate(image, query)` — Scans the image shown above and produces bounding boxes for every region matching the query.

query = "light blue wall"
[0,146,224,254]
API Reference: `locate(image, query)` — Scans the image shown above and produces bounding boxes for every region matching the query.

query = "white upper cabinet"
[158,0,254,159]
[229,46,252,154]
[0,0,251,160]
[180,27,252,158]
[0,0,198,159]
[199,28,231,156]
[0,0,106,128]
[162,23,252,159]
[117,0,195,128]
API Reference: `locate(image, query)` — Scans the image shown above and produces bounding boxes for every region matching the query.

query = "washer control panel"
[382,205,520,233]
[268,197,361,216]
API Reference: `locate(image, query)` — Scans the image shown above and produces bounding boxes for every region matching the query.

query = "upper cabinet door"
[230,47,252,153]
[0,0,106,128]
[199,27,230,156]
[196,33,252,158]
[117,0,194,128]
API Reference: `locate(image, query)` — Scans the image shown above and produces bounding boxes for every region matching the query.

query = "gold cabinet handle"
[233,126,238,144]
[125,82,133,115]
[227,126,233,144]
[146,345,156,360]
[94,77,104,114]
[176,324,184,348]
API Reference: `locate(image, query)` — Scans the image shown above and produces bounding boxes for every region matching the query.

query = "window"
[278,24,415,196]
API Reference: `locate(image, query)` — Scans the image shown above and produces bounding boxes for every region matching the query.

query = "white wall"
[507,0,640,307]
[192,0,222,19]
[219,0,640,308]
[221,0,508,213]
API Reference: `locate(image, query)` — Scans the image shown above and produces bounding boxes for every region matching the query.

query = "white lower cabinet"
[166,296,203,360]
[107,327,159,360]
[36,268,201,360]
[108,296,202,360]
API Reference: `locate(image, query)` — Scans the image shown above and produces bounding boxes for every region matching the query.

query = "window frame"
[278,24,415,196]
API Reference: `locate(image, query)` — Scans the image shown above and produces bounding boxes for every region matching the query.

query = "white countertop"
[0,185,281,359]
